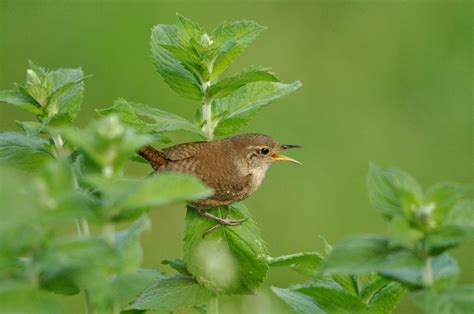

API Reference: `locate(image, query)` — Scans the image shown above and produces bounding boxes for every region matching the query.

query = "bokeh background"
[1,0,472,313]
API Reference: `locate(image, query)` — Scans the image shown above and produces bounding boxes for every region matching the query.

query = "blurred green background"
[1,0,472,313]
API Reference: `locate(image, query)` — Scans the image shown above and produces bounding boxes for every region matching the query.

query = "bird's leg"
[199,207,248,237]
[202,223,222,238]
[201,211,248,226]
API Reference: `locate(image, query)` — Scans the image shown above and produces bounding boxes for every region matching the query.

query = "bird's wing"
[161,142,205,161]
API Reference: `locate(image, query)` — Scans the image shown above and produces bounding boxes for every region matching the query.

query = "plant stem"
[52,134,92,238]
[75,217,90,237]
[202,101,213,140]
[201,80,214,140]
[208,296,219,314]
[103,223,116,244]
[25,257,39,288]
[423,255,433,287]
[52,133,93,312]
[52,134,65,159]
[102,222,119,314]
[83,290,93,314]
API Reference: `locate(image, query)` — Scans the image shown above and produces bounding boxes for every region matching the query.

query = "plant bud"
[415,203,436,228]
[98,115,124,139]
[26,69,42,85]
[200,33,214,48]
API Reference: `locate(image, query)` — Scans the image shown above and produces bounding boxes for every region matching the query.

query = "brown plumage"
[138,133,301,229]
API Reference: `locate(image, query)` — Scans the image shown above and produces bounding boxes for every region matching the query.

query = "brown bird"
[138,133,301,231]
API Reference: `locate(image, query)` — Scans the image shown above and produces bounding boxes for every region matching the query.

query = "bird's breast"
[248,165,270,194]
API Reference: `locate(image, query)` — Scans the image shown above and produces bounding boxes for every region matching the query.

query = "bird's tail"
[138,145,166,170]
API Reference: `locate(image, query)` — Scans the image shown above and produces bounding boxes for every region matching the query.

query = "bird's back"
[138,140,252,209]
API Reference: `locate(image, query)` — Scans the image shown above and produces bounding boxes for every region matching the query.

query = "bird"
[138,133,301,233]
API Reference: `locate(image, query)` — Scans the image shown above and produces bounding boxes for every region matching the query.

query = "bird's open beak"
[281,144,302,150]
[271,144,302,165]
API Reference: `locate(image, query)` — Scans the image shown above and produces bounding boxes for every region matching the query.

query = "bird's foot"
[201,210,248,237]
[221,217,248,225]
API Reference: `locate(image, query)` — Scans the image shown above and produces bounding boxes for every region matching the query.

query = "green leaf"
[367,163,423,220]
[294,280,369,313]
[367,281,405,313]
[60,115,154,175]
[28,60,48,81]
[35,160,97,222]
[151,23,203,100]
[126,274,212,312]
[193,303,208,314]
[211,20,266,78]
[425,226,466,255]
[113,269,162,306]
[40,236,119,272]
[38,236,119,290]
[3,64,86,123]
[0,167,45,265]
[268,252,323,276]
[17,82,49,108]
[321,235,396,275]
[90,269,162,312]
[85,172,212,221]
[46,68,86,122]
[358,274,392,301]
[430,253,460,290]
[425,183,470,224]
[446,199,474,233]
[0,89,43,114]
[387,217,423,249]
[39,267,80,296]
[160,44,208,79]
[184,203,269,294]
[15,120,45,136]
[176,13,205,46]
[115,215,151,272]
[321,235,459,288]
[162,258,191,276]
[412,285,474,314]
[214,81,302,136]
[207,68,279,99]
[271,286,324,314]
[97,99,206,138]
[212,20,266,46]
[0,283,63,314]
[381,252,458,289]
[0,132,52,170]
[331,274,358,296]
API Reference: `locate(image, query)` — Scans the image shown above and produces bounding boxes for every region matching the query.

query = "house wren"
[138,133,301,230]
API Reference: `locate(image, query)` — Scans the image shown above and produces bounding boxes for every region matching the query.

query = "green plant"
[0,14,301,313]
[1,13,471,314]
[100,14,301,312]
[271,164,473,314]
[0,63,211,313]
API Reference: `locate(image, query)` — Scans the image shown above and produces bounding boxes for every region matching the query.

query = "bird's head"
[231,134,302,172]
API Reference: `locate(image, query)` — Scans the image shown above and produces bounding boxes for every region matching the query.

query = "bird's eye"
[261,147,270,155]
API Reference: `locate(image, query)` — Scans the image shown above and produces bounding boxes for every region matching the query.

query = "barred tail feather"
[138,145,166,170]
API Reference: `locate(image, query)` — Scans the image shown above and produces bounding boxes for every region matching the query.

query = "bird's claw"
[220,217,248,226]
[203,224,222,237]
[202,215,248,238]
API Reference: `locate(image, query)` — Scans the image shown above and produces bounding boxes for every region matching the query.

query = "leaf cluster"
[0,63,210,313]
[0,61,86,136]
[271,164,473,313]
[269,242,405,313]
[100,13,301,140]
[110,13,302,312]
[0,13,302,314]
[1,12,471,314]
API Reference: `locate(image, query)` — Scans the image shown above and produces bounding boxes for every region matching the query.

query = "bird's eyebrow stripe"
[247,145,268,149]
